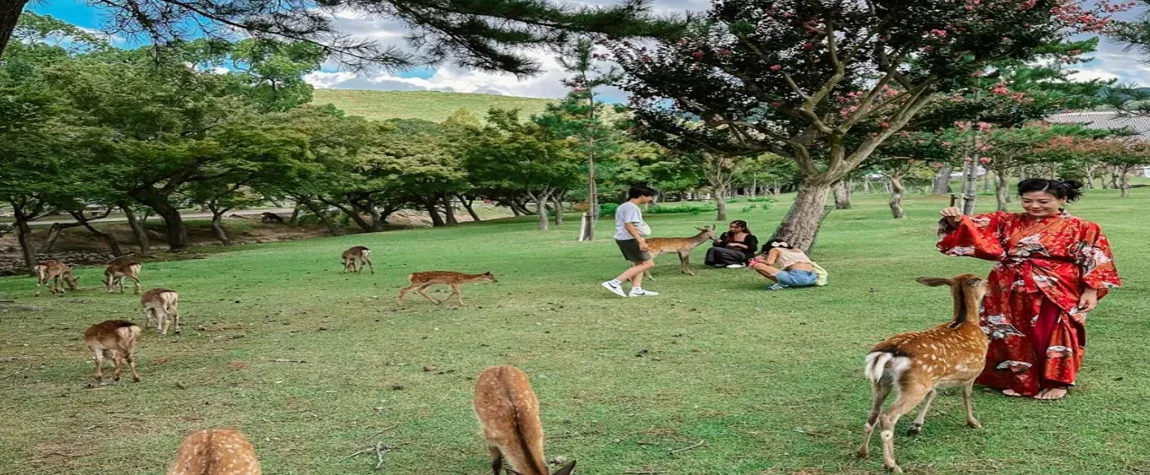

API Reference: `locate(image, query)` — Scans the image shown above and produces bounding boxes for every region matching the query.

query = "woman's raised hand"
[940,207,963,225]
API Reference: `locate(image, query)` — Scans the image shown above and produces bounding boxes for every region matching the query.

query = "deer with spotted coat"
[84,320,142,382]
[341,246,374,274]
[104,262,142,294]
[857,273,989,473]
[142,288,181,335]
[33,260,79,296]
[642,225,718,280]
[167,428,261,475]
[473,366,576,475]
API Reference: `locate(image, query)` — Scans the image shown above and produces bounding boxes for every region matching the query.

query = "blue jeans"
[775,269,817,287]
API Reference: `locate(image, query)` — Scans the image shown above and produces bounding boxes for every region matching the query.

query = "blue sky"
[24,0,1150,99]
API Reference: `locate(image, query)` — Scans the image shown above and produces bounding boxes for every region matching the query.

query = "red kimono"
[938,211,1121,396]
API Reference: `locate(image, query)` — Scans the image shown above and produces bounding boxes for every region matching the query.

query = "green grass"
[0,189,1147,475]
[310,89,557,123]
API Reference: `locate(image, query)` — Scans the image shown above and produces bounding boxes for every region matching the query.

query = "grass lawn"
[0,188,1147,475]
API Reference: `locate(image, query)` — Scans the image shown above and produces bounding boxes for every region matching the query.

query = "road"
[17,208,297,227]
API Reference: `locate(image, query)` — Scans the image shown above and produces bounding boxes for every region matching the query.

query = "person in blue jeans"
[749,239,819,290]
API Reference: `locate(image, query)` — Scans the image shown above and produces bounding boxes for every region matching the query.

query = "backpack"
[810,261,829,286]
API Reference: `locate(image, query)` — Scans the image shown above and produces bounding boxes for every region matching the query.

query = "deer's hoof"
[967,420,982,429]
[856,448,869,459]
[906,424,922,436]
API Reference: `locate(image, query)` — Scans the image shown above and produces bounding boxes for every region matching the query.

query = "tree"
[1,0,683,74]
[465,109,581,231]
[611,0,1127,250]
[1039,135,1150,197]
[872,131,952,218]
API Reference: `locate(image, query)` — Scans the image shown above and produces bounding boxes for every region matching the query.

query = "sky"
[24,0,1150,101]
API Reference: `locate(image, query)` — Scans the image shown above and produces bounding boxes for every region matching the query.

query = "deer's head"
[482,271,497,283]
[696,225,718,241]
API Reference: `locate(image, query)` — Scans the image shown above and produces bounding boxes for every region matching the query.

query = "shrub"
[647,204,715,215]
[599,202,619,215]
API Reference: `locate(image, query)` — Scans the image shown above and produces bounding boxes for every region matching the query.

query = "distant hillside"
[310,89,557,123]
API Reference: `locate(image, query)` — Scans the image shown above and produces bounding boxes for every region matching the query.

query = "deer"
[642,225,718,280]
[33,260,80,296]
[142,288,181,335]
[260,211,285,224]
[84,320,142,382]
[396,271,496,306]
[857,274,990,474]
[167,428,261,475]
[341,246,375,274]
[473,366,576,475]
[104,262,142,294]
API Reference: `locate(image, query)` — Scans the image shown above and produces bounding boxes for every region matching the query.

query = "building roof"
[1046,111,1150,139]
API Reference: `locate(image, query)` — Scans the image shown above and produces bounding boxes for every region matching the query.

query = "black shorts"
[616,239,652,263]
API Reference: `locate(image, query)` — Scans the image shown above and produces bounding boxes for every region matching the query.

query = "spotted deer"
[167,429,261,475]
[396,271,496,306]
[33,260,79,296]
[341,246,375,274]
[84,320,142,382]
[857,274,989,473]
[104,262,142,294]
[142,288,181,335]
[473,366,576,475]
[642,225,717,280]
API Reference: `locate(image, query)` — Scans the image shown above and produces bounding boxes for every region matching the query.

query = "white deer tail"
[864,352,894,383]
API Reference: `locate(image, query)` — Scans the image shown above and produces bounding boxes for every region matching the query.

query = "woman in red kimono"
[937,179,1121,400]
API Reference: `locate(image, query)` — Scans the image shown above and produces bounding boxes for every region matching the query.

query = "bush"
[741,204,758,213]
[647,204,715,215]
[599,202,619,216]
[745,197,775,203]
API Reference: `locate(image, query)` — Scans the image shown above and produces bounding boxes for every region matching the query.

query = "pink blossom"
[770,101,784,108]
[879,122,891,129]
[677,38,689,46]
[955,121,971,132]
[802,42,813,50]
[990,83,1010,95]
[929,29,948,38]
[977,121,992,132]
[979,157,992,164]
[692,51,704,58]
[770,65,782,71]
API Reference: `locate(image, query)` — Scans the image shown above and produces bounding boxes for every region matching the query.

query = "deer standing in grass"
[341,246,375,274]
[84,320,142,382]
[642,225,717,280]
[142,288,181,335]
[167,429,261,475]
[857,274,989,473]
[397,271,496,306]
[104,262,142,294]
[473,366,576,475]
[33,260,79,296]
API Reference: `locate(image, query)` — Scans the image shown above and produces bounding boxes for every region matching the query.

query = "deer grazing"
[142,288,181,335]
[84,320,142,382]
[104,262,142,294]
[167,428,261,475]
[642,225,717,280]
[341,246,375,274]
[473,366,576,475]
[260,211,285,224]
[857,274,989,473]
[397,271,496,306]
[33,260,80,296]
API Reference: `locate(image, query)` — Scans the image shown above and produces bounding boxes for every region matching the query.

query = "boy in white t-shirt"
[601,186,659,297]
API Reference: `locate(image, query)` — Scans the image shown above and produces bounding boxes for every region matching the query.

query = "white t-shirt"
[614,201,648,240]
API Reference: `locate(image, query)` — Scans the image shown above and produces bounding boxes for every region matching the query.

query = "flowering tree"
[610,0,1128,250]
[1038,135,1150,197]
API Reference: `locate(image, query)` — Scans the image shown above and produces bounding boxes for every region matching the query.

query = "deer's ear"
[915,277,952,287]
[552,460,577,475]
[964,277,983,287]
[485,271,492,275]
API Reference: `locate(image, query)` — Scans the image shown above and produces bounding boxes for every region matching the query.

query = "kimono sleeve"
[936,211,1010,261]
[1074,222,1122,291]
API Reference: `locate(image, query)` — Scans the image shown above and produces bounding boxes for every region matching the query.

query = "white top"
[614,201,646,240]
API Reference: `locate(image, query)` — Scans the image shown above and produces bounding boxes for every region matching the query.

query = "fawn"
[167,428,261,475]
[34,260,80,296]
[142,288,181,335]
[104,262,143,294]
[642,225,718,280]
[473,366,576,475]
[396,271,496,306]
[341,246,375,274]
[857,274,989,473]
[84,320,142,382]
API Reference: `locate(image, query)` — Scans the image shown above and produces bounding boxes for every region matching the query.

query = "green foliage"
[647,203,715,215]
[599,202,620,215]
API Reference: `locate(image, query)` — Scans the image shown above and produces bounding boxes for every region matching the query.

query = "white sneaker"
[629,289,659,297]
[726,264,745,268]
[602,281,627,298]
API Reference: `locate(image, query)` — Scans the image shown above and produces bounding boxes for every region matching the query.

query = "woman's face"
[1020,191,1065,218]
[729,222,744,233]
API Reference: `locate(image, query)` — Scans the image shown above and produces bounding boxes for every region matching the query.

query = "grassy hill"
[311,89,557,123]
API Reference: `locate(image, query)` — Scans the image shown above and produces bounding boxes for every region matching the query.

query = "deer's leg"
[171,307,181,334]
[125,350,140,382]
[678,251,694,275]
[35,279,42,297]
[342,259,350,273]
[130,276,141,295]
[396,283,418,304]
[449,283,464,306]
[488,446,503,475]
[416,284,439,304]
[91,347,104,380]
[963,381,981,429]
[365,257,374,274]
[112,351,124,382]
[879,384,930,474]
[907,388,938,435]
[858,380,892,458]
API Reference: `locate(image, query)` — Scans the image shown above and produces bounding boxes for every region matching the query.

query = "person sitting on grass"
[705,220,759,268]
[750,239,823,290]
[601,186,660,298]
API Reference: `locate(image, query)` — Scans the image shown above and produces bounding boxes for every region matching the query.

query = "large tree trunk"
[552,194,564,225]
[771,179,833,252]
[39,222,82,253]
[712,185,728,221]
[319,197,373,232]
[587,155,599,231]
[1120,166,1131,198]
[931,165,954,194]
[888,173,906,219]
[300,198,343,236]
[132,190,189,251]
[832,180,852,210]
[1085,166,1096,189]
[531,191,552,231]
[210,210,232,246]
[0,0,29,61]
[13,214,37,273]
[961,160,979,215]
[289,202,302,225]
[424,198,445,227]
[441,193,458,225]
[456,193,482,222]
[69,210,124,256]
[994,168,1011,211]
[120,203,151,255]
